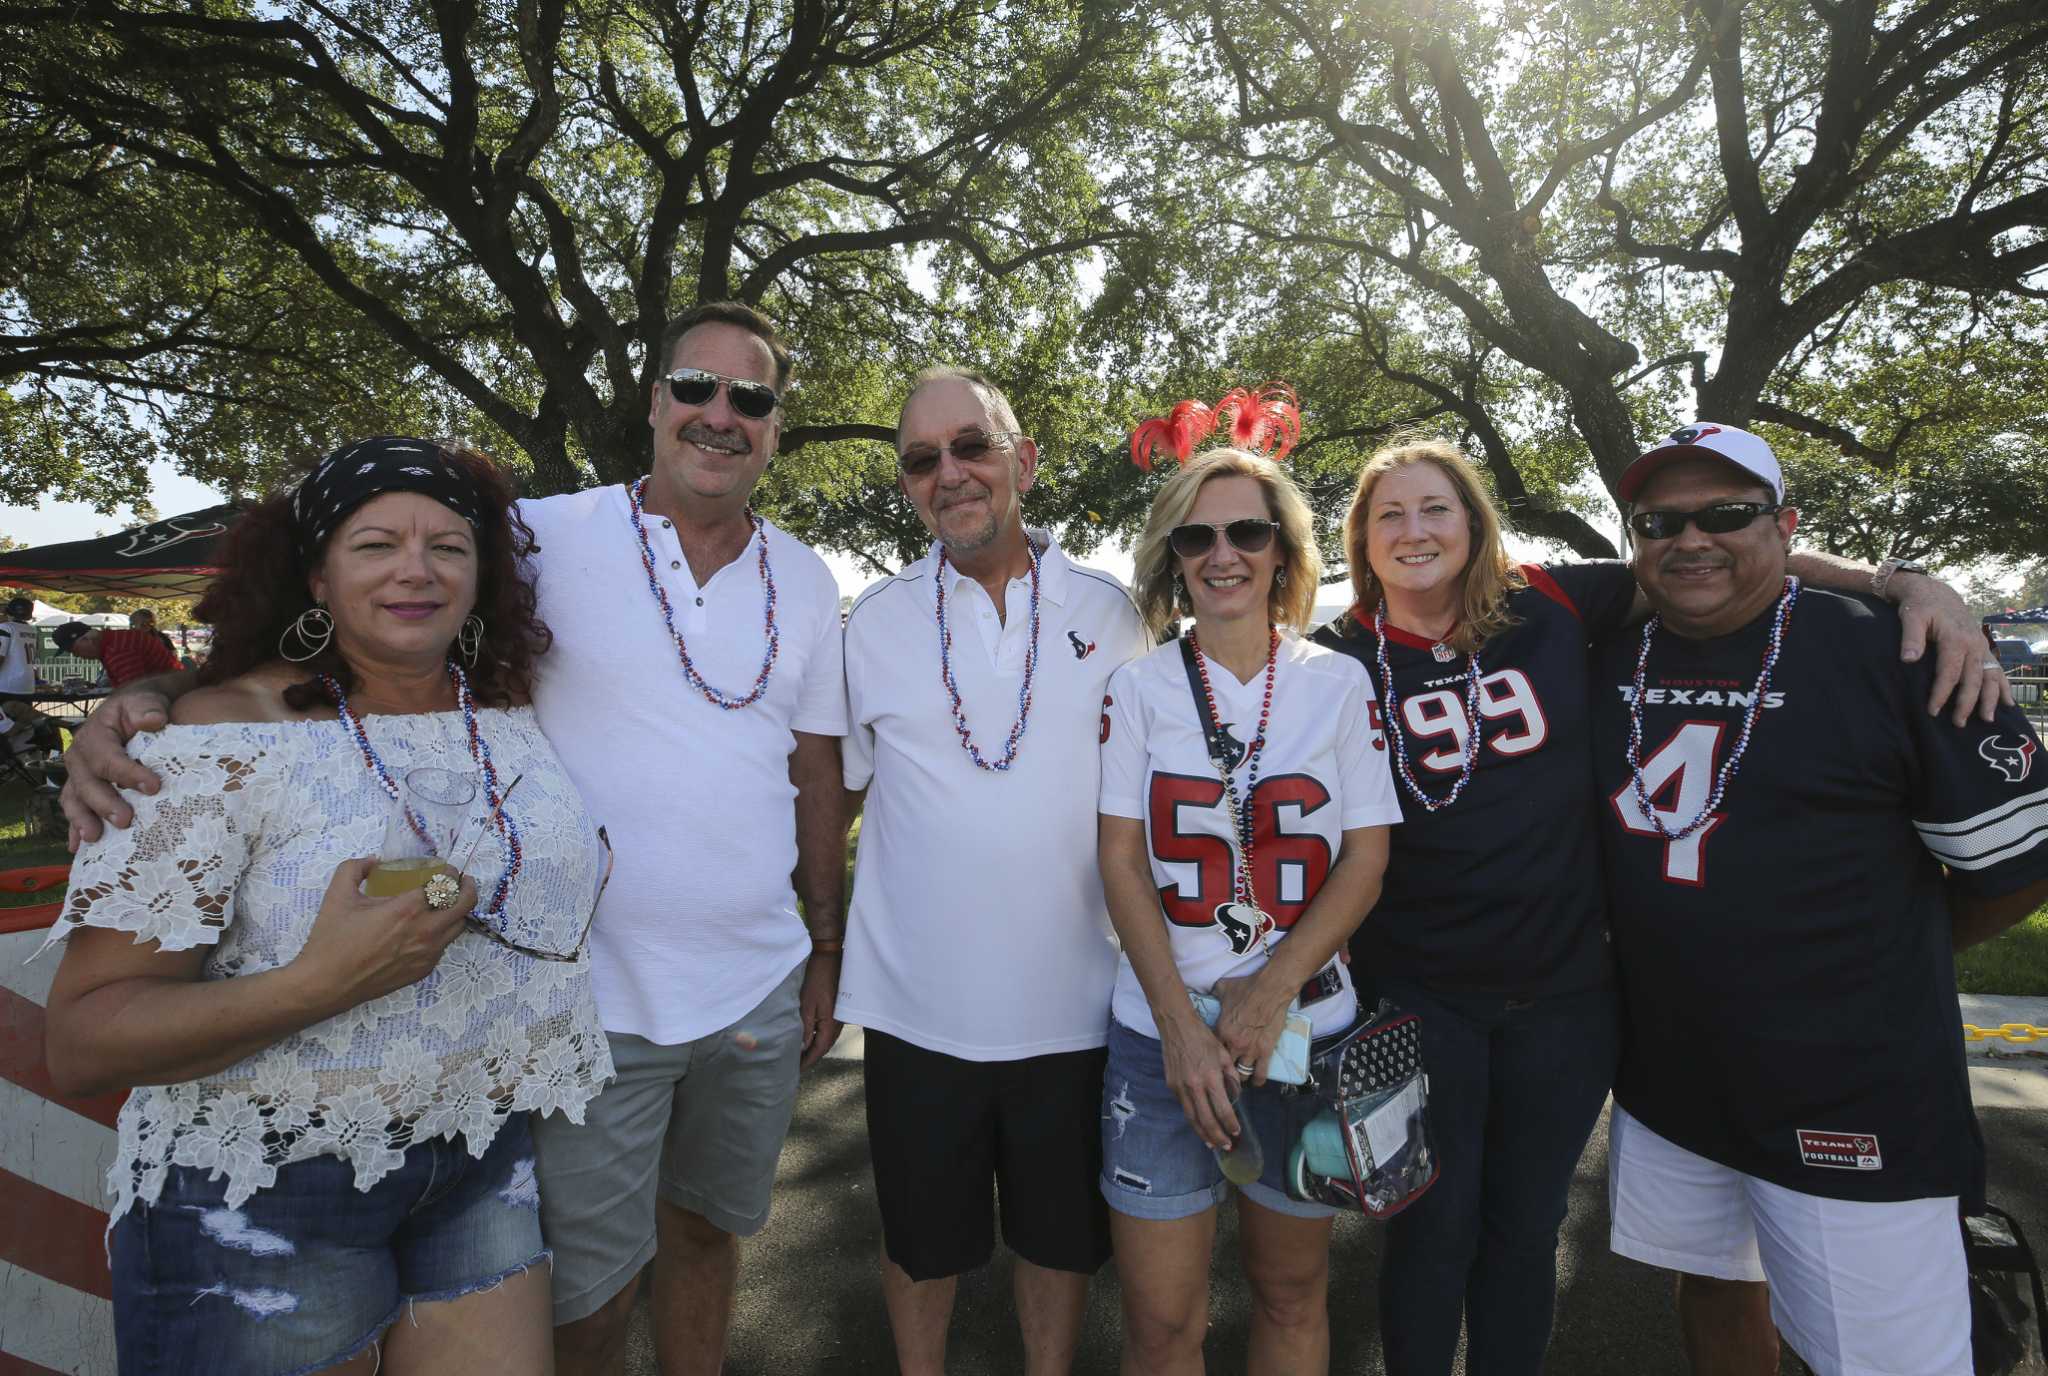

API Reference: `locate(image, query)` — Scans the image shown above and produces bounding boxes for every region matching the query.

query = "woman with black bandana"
[40,438,613,1376]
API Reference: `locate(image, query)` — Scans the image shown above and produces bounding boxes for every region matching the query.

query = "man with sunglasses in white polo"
[59,301,849,1376]
[837,366,1149,1374]
[1590,423,2048,1376]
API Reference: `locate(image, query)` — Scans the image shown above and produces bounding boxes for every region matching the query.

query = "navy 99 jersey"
[1314,561,1638,995]
[1591,586,2048,1203]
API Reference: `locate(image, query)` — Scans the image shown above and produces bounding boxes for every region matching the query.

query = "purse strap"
[1180,634,1237,769]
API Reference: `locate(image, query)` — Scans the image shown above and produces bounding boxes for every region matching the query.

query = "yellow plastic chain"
[1962,1023,2048,1045]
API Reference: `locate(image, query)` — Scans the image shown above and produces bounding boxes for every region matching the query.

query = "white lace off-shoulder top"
[39,707,615,1220]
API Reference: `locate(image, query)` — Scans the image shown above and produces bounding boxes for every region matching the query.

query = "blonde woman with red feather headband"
[1098,387,1401,1375]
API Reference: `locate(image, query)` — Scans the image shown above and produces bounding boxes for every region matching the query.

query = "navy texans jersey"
[1315,561,1638,995]
[1592,585,2048,1203]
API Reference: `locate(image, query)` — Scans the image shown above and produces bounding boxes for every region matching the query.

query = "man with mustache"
[58,301,850,1376]
[1590,424,2048,1376]
[837,367,1149,1374]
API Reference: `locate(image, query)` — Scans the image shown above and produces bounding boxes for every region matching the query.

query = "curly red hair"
[195,441,551,710]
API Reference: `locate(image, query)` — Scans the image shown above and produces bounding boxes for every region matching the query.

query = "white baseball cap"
[1618,423,1783,503]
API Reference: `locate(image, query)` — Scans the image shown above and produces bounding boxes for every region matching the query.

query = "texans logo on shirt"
[1212,901,1273,956]
[1209,722,1250,771]
[1068,630,1097,660]
[1980,735,2038,783]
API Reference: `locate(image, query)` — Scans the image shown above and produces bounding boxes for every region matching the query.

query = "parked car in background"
[1992,637,2041,672]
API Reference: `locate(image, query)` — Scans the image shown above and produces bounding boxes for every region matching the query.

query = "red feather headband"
[1129,382,1300,470]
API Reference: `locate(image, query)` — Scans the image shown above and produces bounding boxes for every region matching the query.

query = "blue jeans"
[110,1114,547,1376]
[1368,977,1618,1376]
[1100,1019,1336,1222]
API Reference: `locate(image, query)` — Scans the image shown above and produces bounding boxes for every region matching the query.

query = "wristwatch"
[1871,556,1929,601]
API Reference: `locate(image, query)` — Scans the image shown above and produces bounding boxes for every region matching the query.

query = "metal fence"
[2013,668,2047,732]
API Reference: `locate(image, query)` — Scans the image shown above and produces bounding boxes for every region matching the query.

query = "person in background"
[54,616,181,688]
[1,595,40,706]
[42,436,613,1376]
[128,607,178,657]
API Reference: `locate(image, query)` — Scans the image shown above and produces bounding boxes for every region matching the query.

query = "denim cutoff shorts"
[1100,1019,1336,1221]
[110,1112,547,1376]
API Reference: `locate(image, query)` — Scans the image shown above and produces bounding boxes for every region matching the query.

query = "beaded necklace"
[626,476,780,710]
[1373,600,1486,812]
[1626,576,1800,841]
[324,661,523,915]
[1189,626,1279,917]
[935,536,1043,771]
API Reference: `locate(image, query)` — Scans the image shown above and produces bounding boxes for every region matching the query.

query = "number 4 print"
[1610,720,1728,885]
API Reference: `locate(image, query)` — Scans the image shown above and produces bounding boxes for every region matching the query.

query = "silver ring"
[1982,660,2002,671]
[1234,1059,1256,1079]
[423,872,460,910]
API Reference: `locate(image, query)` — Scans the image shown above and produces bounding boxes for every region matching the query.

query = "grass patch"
[1957,908,2048,998]
[0,772,73,907]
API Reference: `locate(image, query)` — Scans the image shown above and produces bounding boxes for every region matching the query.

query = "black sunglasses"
[465,826,613,963]
[664,367,780,420]
[899,429,1020,478]
[1167,518,1279,559]
[1627,502,1782,541]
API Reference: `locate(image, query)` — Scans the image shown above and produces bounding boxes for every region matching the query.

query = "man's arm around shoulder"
[60,669,197,845]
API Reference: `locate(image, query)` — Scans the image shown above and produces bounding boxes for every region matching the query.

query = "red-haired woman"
[41,437,612,1376]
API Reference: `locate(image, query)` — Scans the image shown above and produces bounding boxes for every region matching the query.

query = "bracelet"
[809,938,844,954]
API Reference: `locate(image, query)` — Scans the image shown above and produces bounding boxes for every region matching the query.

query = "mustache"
[681,422,749,453]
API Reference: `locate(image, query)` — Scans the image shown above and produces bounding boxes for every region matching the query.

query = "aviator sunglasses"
[898,429,1021,478]
[664,367,781,420]
[1627,501,1782,542]
[465,825,614,963]
[1167,518,1279,559]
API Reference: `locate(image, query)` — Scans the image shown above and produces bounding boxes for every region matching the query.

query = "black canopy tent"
[0,504,241,600]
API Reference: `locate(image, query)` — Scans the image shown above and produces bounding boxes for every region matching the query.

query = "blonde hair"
[1131,447,1322,636]
[1342,439,1523,654]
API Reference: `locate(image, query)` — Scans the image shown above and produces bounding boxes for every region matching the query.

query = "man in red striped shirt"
[52,621,180,688]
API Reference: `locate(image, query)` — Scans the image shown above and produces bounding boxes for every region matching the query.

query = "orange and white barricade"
[2,872,122,1375]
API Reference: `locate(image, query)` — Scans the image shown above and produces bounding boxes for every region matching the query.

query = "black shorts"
[863,1031,1112,1282]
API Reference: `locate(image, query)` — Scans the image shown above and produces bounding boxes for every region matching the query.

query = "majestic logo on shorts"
[1795,1129,1882,1171]
[1068,630,1097,660]
[1980,735,2037,783]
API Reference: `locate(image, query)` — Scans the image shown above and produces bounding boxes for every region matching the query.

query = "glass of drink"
[364,766,478,898]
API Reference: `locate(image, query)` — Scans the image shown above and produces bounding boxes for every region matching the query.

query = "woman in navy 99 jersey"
[1312,440,1634,1375]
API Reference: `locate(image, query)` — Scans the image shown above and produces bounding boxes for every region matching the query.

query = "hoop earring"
[279,605,333,662]
[458,614,485,667]
[1275,566,1288,589]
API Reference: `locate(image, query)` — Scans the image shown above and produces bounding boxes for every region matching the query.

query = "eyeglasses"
[1627,502,1782,541]
[664,367,780,419]
[898,429,1021,478]
[1167,519,1279,559]
[465,826,613,963]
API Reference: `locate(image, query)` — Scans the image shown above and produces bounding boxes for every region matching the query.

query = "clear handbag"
[1285,998,1439,1217]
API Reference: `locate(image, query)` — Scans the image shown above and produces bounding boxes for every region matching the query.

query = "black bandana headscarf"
[290,437,486,561]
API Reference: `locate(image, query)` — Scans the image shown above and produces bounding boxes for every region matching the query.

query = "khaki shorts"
[532,961,805,1324]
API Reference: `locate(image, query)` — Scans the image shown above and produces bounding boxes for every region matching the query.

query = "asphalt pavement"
[616,1030,2048,1374]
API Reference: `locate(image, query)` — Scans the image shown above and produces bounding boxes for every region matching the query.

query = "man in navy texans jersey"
[1592,424,2048,1376]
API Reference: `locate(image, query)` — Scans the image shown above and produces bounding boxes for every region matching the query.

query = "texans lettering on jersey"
[1313,562,1639,996]
[1098,634,1403,1042]
[1593,587,2048,1203]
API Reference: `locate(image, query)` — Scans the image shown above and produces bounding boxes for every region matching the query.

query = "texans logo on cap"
[1669,424,1723,445]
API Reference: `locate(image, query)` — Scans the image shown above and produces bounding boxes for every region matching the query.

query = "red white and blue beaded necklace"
[1626,575,1800,840]
[324,661,523,915]
[626,476,781,710]
[1373,600,1485,812]
[1190,626,1279,919]
[935,536,1042,771]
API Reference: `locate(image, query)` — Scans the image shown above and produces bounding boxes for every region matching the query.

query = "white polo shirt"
[520,485,846,1045]
[0,620,33,695]
[839,531,1152,1061]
